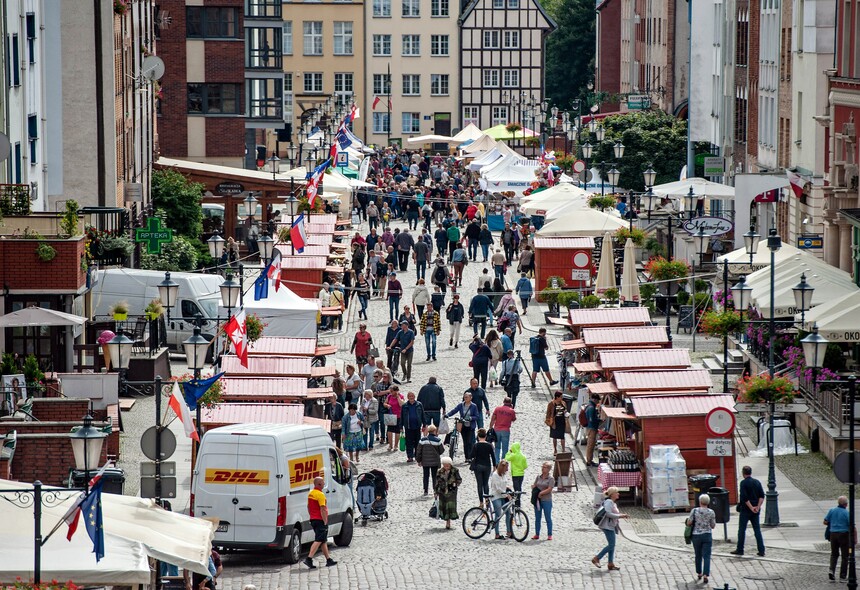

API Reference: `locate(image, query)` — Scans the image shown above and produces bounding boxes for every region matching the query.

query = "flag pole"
[387,62,392,147]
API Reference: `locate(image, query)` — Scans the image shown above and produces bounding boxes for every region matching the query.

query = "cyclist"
[488,460,514,540]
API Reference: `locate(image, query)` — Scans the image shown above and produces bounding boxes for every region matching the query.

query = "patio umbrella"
[594,232,617,295]
[620,238,640,303]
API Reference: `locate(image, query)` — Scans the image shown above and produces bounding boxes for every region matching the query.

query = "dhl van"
[192,423,354,563]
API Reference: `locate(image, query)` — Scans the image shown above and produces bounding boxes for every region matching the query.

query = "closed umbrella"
[594,232,617,295]
[620,238,640,303]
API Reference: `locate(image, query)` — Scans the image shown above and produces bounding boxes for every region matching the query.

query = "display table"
[597,463,643,504]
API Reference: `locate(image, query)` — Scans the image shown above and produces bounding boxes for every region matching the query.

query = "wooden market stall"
[613,369,713,395]
[201,403,330,434]
[597,348,692,376]
[248,337,337,357]
[220,355,336,378]
[532,236,595,297]
[220,376,333,402]
[566,307,652,337]
[576,326,671,359]
[275,256,336,298]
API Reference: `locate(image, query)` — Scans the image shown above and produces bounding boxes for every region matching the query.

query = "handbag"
[593,506,606,526]
[399,434,406,451]
[429,502,438,519]
[331,421,342,430]
[383,414,398,426]
[545,416,554,428]
[486,428,497,444]
[684,508,696,545]
[369,346,380,358]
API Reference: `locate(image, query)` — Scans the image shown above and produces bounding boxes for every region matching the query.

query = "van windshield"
[199,297,220,319]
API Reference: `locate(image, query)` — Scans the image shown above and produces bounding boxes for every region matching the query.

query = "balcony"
[247,78,284,122]
[246,27,283,70]
[245,0,282,19]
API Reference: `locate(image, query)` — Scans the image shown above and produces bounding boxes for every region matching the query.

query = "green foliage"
[35,242,57,262]
[675,290,690,305]
[556,291,580,309]
[60,200,80,237]
[544,0,595,109]
[645,257,689,281]
[603,288,620,303]
[644,237,666,257]
[614,227,647,246]
[1,353,17,375]
[151,169,205,239]
[581,294,601,308]
[639,283,658,302]
[700,310,743,337]
[694,279,709,293]
[100,235,134,257]
[22,354,44,385]
[693,292,713,312]
[825,343,847,373]
[588,196,616,211]
[140,235,199,271]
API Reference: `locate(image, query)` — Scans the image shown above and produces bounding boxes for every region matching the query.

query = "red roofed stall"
[532,236,595,300]
[201,403,330,433]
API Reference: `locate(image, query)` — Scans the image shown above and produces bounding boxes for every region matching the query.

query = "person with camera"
[499,349,524,408]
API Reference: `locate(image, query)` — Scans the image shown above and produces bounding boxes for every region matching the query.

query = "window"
[373,35,391,56]
[430,74,448,96]
[10,34,19,86]
[248,78,283,119]
[402,0,420,17]
[503,30,519,48]
[402,112,421,133]
[303,72,323,93]
[13,142,20,184]
[483,31,499,48]
[402,74,420,95]
[303,21,323,55]
[333,22,353,55]
[284,74,294,121]
[27,114,37,164]
[431,0,449,16]
[25,13,35,64]
[507,0,519,6]
[283,22,293,55]
[502,69,519,87]
[373,0,391,17]
[431,35,449,56]
[373,74,392,95]
[334,73,353,104]
[492,0,504,7]
[373,112,390,134]
[463,106,479,126]
[186,7,240,38]
[329,449,350,485]
[491,106,508,125]
[402,35,420,56]
[187,83,241,114]
[483,69,499,87]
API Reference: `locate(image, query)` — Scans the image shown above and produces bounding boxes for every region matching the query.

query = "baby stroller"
[355,469,389,525]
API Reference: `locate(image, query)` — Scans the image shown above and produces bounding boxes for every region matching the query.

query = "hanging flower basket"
[505,122,523,134]
[700,310,743,338]
[737,374,797,404]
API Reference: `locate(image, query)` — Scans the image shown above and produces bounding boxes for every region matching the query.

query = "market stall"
[566,307,652,338]
[580,326,671,358]
[533,236,595,295]
[220,376,333,402]
[612,369,713,395]
[597,348,692,376]
[220,355,336,378]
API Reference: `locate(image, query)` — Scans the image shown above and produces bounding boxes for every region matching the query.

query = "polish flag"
[168,382,199,441]
[786,169,805,199]
[225,309,248,367]
[372,96,381,110]
[63,463,110,541]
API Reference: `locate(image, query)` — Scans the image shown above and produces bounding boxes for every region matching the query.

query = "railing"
[797,376,854,436]
[0,184,31,215]
[245,0,282,18]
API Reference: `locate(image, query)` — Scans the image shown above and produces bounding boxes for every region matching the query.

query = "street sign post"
[734,402,809,413]
[140,425,177,461]
[834,451,860,485]
[627,95,651,110]
[336,152,348,167]
[705,407,736,437]
[706,438,733,457]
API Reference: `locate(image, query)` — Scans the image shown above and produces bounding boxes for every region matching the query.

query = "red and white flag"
[168,382,199,441]
[290,214,308,253]
[786,169,805,199]
[267,251,282,292]
[63,463,110,541]
[225,309,248,367]
[372,96,381,110]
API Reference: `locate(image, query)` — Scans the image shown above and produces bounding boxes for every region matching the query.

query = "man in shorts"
[304,477,338,568]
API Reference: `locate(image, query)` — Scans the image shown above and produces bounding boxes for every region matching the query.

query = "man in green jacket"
[446,224,461,261]
[505,442,528,507]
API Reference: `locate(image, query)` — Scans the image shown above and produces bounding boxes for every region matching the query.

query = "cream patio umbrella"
[620,238,640,303]
[594,233,617,295]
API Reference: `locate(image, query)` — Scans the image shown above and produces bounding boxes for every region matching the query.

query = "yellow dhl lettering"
[204,469,270,485]
[288,454,325,487]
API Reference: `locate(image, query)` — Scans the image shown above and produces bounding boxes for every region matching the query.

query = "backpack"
[433,266,447,283]
[529,336,541,355]
[578,405,589,428]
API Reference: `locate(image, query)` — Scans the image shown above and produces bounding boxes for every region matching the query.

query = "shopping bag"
[399,433,406,451]
[438,419,450,435]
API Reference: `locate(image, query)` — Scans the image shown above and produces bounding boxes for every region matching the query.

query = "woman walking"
[485,330,504,388]
[446,392,479,461]
[471,428,497,506]
[384,385,404,451]
[688,493,717,583]
[488,460,514,539]
[435,457,462,529]
[341,403,366,464]
[469,335,493,389]
[361,390,379,450]
[412,278,430,319]
[593,487,628,570]
[354,273,371,320]
[505,442,528,507]
[416,425,444,495]
[531,461,555,540]
[545,391,569,454]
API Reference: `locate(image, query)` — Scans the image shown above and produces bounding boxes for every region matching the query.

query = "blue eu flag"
[81,479,105,562]
[182,372,225,411]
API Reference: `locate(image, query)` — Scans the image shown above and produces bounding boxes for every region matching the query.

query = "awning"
[796,290,860,342]
[568,307,651,329]
[405,134,455,144]
[613,369,712,392]
[597,348,692,371]
[716,240,807,275]
[587,381,619,394]
[536,208,628,237]
[631,393,736,418]
[573,361,603,372]
[0,306,87,327]
[581,326,670,348]
[248,337,318,356]
[560,338,586,350]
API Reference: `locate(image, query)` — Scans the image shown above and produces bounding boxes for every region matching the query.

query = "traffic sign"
[336,152,348,167]
[140,475,177,499]
[140,461,176,477]
[571,269,590,281]
[705,407,736,437]
[706,438,733,457]
[833,450,860,484]
[703,156,724,176]
[734,402,809,413]
[140,426,177,461]
[572,159,586,174]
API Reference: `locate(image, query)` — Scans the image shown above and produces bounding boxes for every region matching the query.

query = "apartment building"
[595,0,621,113]
[363,0,459,145]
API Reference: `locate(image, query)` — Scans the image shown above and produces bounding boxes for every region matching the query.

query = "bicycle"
[447,417,465,460]
[462,491,529,542]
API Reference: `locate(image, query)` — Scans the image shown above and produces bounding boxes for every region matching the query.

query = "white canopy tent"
[451,123,484,144]
[0,307,87,372]
[468,148,503,171]
[406,134,454,144]
[646,177,735,214]
[717,240,807,275]
[536,208,628,237]
[460,134,496,155]
[796,291,860,342]
[480,157,540,195]
[237,284,320,338]
[519,183,591,216]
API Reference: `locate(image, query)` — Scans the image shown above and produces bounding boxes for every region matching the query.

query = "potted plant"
[110,301,129,321]
[588,196,616,211]
[505,122,523,134]
[556,291,581,310]
[603,287,620,305]
[35,242,57,262]
[60,199,80,237]
[614,227,647,247]
[97,330,116,369]
[22,354,45,394]
[700,310,743,338]
[675,289,691,306]
[245,313,267,345]
[736,374,797,404]
[100,235,134,259]
[145,298,165,320]
[581,294,601,308]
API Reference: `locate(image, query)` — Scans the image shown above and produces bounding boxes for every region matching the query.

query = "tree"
[151,169,205,239]
[543,0,595,110]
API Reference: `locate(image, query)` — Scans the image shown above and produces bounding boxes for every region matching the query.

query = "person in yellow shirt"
[304,477,337,569]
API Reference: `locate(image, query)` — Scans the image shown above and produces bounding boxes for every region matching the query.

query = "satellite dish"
[141,56,165,81]
[0,133,11,164]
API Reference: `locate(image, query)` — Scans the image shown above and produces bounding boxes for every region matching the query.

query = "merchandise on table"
[645,444,689,511]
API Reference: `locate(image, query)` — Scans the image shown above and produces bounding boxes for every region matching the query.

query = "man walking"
[464,378,490,429]
[584,394,601,467]
[413,234,431,280]
[446,293,465,347]
[529,328,558,387]
[417,376,446,427]
[499,349,523,408]
[387,272,403,322]
[304,477,337,568]
[401,391,425,462]
[420,305,442,361]
[468,289,493,339]
[731,465,766,557]
[397,319,415,383]
[824,496,851,582]
[488,396,517,462]
[395,228,415,271]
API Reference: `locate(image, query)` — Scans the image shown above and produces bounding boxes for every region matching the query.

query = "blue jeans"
[358,294,368,318]
[389,296,400,321]
[491,498,512,536]
[365,421,378,448]
[736,509,765,555]
[481,243,490,260]
[424,329,437,357]
[596,528,616,562]
[692,533,712,576]
[494,430,510,463]
[494,265,505,282]
[416,260,427,280]
[468,238,479,260]
[423,410,441,427]
[534,499,553,536]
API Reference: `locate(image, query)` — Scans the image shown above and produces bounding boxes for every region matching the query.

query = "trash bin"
[69,467,126,495]
[708,486,730,524]
[562,393,575,412]
[688,474,719,505]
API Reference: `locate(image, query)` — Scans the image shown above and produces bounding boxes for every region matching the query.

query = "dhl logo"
[289,454,324,488]
[204,469,270,485]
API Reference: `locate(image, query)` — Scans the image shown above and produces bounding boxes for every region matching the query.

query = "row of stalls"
[561,307,738,509]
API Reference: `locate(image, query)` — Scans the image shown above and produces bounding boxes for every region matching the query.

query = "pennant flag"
[679,165,687,181]
[169,381,200,440]
[254,272,269,301]
[225,309,248,367]
[388,98,393,110]
[305,159,331,208]
[291,213,308,253]
[182,372,225,411]
[754,189,779,203]
[63,462,110,542]
[372,96,381,110]
[351,104,360,120]
[267,250,282,291]
[786,169,805,199]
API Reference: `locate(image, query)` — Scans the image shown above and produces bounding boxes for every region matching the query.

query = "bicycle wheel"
[448,431,458,459]
[462,507,491,539]
[509,508,530,542]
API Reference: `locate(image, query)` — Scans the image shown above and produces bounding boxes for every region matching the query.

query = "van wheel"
[334,513,353,547]
[283,527,302,564]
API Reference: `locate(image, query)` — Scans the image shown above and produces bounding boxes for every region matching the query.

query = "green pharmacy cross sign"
[135,217,174,254]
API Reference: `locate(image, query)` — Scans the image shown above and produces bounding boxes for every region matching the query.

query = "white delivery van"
[192,423,354,563]
[93,268,223,348]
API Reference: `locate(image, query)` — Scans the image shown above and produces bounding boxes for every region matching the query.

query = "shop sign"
[681,216,733,237]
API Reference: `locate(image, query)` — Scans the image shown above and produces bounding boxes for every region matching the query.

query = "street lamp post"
[267,153,280,182]
[106,332,134,396]
[183,319,213,441]
[765,226,782,527]
[284,195,300,255]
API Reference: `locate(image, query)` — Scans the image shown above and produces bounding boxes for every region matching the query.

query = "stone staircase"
[703,348,745,376]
